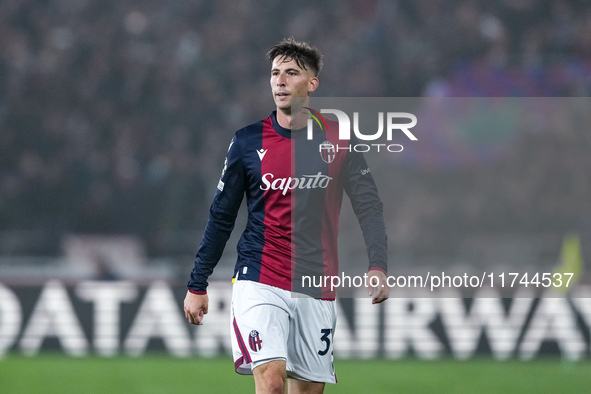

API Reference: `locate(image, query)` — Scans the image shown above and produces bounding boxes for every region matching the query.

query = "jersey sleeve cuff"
[369,267,387,275]
[188,289,207,295]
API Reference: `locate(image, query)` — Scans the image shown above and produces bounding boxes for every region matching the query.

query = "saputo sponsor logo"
[260,172,333,195]
[304,107,417,153]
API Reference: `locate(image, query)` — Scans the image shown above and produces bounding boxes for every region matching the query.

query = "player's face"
[270,56,318,113]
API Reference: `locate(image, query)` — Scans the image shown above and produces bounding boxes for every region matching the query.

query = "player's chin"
[275,99,292,111]
[277,105,292,115]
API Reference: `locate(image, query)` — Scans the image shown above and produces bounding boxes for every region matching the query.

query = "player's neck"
[276,106,308,130]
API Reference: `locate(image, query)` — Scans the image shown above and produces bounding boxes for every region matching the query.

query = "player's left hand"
[367,270,389,304]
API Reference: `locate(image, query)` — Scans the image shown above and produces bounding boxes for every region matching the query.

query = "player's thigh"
[288,379,325,394]
[231,281,291,372]
[253,359,287,393]
[286,298,337,383]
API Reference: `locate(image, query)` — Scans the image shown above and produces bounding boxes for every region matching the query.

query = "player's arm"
[342,140,389,303]
[186,136,245,324]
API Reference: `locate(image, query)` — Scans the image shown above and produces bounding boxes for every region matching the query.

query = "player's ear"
[308,76,319,94]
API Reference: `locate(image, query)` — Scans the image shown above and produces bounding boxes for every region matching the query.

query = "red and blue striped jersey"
[188,111,387,299]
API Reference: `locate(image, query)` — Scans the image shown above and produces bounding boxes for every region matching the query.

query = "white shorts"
[230,280,337,384]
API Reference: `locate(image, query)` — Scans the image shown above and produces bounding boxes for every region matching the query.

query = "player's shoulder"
[229,116,272,153]
[234,116,269,139]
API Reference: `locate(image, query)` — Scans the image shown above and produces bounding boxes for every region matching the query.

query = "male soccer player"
[184,37,389,394]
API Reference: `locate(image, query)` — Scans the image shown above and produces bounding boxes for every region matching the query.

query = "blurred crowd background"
[0,0,590,279]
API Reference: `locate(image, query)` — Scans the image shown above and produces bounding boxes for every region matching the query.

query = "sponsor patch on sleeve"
[217,180,225,191]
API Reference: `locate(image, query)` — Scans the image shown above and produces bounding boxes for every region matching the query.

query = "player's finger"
[367,275,379,296]
[185,307,198,325]
[193,316,203,325]
[372,292,387,303]
[372,285,389,304]
[196,309,205,324]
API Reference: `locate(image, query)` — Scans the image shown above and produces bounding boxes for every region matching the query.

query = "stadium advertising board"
[1,280,590,360]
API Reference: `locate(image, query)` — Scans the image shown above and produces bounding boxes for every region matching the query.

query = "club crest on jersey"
[249,330,263,352]
[319,141,335,164]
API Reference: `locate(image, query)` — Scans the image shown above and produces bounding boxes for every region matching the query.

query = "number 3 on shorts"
[318,328,332,356]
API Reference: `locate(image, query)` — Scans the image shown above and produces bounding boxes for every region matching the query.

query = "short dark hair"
[266,37,323,76]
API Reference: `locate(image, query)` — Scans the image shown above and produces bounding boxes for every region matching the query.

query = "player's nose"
[276,72,286,86]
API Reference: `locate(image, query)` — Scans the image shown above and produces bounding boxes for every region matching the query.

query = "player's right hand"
[184,291,209,325]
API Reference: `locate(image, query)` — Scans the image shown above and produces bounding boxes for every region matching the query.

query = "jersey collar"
[271,111,307,139]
